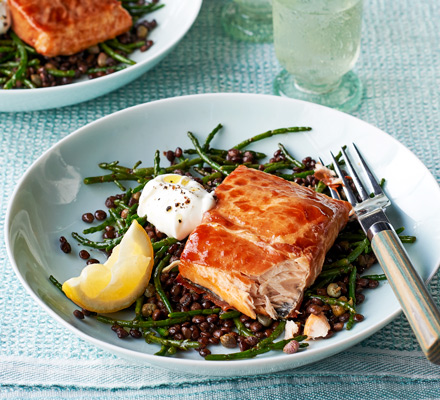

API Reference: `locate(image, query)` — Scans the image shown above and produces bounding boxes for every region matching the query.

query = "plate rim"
[5,93,440,375]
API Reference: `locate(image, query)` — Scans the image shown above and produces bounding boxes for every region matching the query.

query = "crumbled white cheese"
[303,313,330,339]
[284,320,299,340]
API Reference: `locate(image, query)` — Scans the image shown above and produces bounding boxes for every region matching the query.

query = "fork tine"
[341,147,370,201]
[352,143,383,196]
[319,157,340,200]
[330,151,358,205]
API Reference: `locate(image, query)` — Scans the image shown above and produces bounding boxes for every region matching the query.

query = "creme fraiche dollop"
[137,174,216,240]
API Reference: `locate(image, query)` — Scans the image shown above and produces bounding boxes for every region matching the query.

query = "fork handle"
[371,228,440,364]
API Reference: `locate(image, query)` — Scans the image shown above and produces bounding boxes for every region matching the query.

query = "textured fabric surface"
[1,0,440,398]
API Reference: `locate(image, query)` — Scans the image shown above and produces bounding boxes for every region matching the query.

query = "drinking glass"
[221,0,273,43]
[273,0,364,112]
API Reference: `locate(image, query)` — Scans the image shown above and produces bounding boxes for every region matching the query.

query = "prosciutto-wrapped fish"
[9,0,132,57]
[179,165,352,319]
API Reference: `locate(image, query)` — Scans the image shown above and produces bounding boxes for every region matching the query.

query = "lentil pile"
[52,124,415,360]
[0,1,162,89]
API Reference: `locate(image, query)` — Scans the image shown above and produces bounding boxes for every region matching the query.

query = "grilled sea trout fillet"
[9,0,132,57]
[179,165,352,319]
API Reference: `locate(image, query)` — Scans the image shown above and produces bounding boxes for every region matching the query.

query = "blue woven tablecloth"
[1,0,440,398]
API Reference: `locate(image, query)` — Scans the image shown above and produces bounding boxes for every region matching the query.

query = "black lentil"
[73,309,84,319]
[199,321,211,333]
[116,327,129,339]
[239,314,250,323]
[263,329,273,338]
[332,322,344,332]
[339,313,350,323]
[324,330,335,339]
[191,327,200,340]
[60,239,71,254]
[130,329,143,339]
[356,293,366,304]
[212,329,222,339]
[199,348,211,357]
[81,308,95,317]
[152,309,163,321]
[191,315,205,324]
[181,326,192,339]
[244,336,259,347]
[94,210,107,220]
[368,280,379,289]
[79,250,90,260]
[357,278,370,288]
[306,304,323,315]
[354,314,364,322]
[197,337,209,348]
[206,314,219,324]
[168,326,180,336]
[209,337,220,345]
[249,321,263,333]
[201,300,213,309]
[179,293,192,307]
[105,196,117,208]
[103,230,115,239]
[82,213,94,223]
[311,298,324,306]
[174,147,183,158]
[190,301,202,311]
[238,338,251,352]
[220,326,233,335]
[222,319,234,329]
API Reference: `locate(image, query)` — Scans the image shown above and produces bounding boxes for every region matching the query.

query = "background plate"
[5,93,440,376]
[0,0,202,112]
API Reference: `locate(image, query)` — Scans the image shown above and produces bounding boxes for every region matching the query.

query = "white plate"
[5,93,440,376]
[0,0,202,112]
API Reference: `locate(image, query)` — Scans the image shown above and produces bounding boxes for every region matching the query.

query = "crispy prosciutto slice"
[179,165,352,319]
[9,0,132,57]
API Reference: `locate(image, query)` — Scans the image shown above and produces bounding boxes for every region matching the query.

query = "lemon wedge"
[62,220,154,313]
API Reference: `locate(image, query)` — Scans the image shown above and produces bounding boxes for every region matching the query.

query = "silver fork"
[328,145,440,364]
